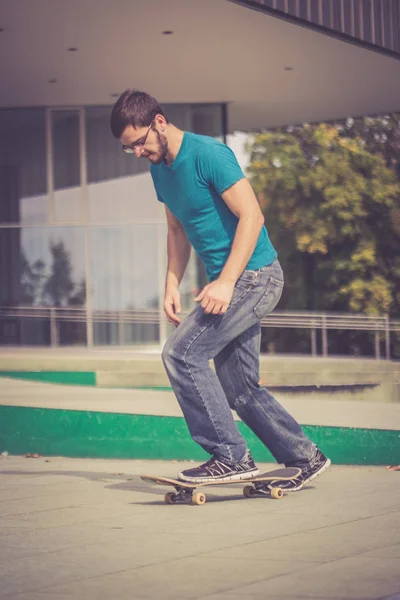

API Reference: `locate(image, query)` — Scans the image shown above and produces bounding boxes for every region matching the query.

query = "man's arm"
[219,177,265,284]
[164,205,191,325]
[195,178,264,315]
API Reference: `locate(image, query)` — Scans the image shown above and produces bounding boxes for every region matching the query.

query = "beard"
[147,130,168,164]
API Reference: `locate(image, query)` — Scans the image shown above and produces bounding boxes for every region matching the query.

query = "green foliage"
[247,118,400,318]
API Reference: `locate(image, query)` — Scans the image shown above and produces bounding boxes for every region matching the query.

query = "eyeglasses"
[122,122,153,154]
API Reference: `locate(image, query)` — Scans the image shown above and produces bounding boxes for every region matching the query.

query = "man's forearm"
[219,214,264,284]
[166,228,192,291]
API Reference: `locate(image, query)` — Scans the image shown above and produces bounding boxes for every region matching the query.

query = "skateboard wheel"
[270,487,283,499]
[164,492,177,504]
[192,492,206,505]
[243,485,256,498]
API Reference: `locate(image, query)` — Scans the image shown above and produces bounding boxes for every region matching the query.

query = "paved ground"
[0,455,399,600]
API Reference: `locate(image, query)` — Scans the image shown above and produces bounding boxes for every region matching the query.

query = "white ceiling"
[1,0,400,131]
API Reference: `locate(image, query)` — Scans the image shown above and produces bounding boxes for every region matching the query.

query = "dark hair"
[110,89,168,138]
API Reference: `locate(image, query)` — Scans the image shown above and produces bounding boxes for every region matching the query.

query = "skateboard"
[140,466,302,505]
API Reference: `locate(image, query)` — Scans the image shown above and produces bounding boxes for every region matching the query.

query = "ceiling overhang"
[1,0,399,131]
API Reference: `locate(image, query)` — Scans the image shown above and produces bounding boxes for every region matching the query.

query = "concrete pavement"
[0,455,399,600]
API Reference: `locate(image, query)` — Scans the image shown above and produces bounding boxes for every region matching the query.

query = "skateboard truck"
[141,466,301,506]
[164,481,284,505]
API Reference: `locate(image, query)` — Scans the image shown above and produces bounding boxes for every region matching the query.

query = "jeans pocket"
[234,270,258,291]
[253,276,284,319]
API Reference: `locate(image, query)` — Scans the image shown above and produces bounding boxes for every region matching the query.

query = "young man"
[110,90,331,491]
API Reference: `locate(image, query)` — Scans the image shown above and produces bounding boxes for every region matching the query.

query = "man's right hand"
[164,288,182,327]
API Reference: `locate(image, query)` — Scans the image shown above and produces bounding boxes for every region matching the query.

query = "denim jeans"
[162,259,315,467]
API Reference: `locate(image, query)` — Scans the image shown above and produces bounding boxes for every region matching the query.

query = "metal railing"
[0,306,399,359]
[260,311,400,359]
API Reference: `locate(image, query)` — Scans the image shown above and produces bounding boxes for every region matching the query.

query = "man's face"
[120,120,168,164]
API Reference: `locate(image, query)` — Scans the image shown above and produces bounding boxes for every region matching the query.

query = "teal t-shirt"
[150,132,277,282]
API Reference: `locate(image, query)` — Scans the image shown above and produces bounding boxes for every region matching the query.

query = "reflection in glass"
[90,225,159,311]
[52,111,82,222]
[86,106,155,223]
[0,226,86,345]
[90,224,160,345]
[20,227,86,307]
[0,109,48,224]
[88,173,161,223]
[0,101,223,347]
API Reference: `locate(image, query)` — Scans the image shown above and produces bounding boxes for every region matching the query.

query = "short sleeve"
[155,189,164,203]
[199,143,245,195]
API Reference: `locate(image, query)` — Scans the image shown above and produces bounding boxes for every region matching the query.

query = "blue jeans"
[162,259,315,467]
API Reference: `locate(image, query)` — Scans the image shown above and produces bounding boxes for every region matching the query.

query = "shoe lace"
[200,457,218,469]
[199,456,231,476]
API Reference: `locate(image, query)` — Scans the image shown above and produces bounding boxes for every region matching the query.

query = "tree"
[43,241,75,307]
[20,253,46,305]
[247,123,400,318]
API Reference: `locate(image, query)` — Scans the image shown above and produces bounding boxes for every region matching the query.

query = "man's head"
[110,90,169,164]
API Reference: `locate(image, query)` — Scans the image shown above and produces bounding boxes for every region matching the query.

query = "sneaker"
[278,449,331,492]
[178,450,259,483]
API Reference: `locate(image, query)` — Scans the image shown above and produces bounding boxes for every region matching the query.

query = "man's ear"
[153,114,166,130]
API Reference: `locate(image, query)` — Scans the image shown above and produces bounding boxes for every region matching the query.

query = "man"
[110,90,331,490]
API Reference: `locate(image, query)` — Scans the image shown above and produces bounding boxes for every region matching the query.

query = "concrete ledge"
[2,377,400,430]
[0,405,399,466]
[1,349,399,403]
[1,378,399,466]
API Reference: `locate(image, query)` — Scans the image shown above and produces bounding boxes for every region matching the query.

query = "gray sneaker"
[178,450,259,483]
[277,449,331,492]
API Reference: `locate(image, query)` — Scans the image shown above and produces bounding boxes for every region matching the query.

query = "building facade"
[0,103,225,347]
[1,0,399,348]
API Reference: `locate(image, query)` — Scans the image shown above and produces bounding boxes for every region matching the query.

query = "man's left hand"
[194,279,235,315]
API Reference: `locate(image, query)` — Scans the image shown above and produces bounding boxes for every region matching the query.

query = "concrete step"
[96,369,395,388]
[1,348,400,376]
[1,377,400,430]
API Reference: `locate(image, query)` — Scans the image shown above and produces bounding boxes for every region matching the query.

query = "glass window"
[21,226,86,307]
[89,224,159,312]
[85,104,223,224]
[0,109,48,225]
[0,226,86,345]
[190,105,225,139]
[52,110,83,223]
[52,111,80,189]
[0,226,85,307]
[87,170,162,224]
[90,224,161,345]
[86,106,161,223]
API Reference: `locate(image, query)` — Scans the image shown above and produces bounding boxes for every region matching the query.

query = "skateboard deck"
[141,466,302,505]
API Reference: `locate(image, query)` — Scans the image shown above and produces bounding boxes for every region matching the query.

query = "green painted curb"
[0,406,398,465]
[0,371,96,386]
